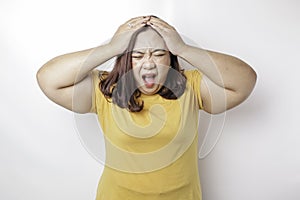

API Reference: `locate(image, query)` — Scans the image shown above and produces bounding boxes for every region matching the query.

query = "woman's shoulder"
[90,70,111,86]
[183,69,202,81]
[91,69,109,78]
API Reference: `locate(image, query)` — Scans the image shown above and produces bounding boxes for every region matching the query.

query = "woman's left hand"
[147,17,187,56]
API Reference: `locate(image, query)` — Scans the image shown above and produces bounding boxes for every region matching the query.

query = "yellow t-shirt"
[90,69,203,200]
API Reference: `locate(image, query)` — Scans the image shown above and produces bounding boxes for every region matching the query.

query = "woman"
[37,16,256,200]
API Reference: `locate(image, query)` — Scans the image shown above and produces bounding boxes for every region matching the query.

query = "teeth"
[142,74,155,79]
[142,74,156,86]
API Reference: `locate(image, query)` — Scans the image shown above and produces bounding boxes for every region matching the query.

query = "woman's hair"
[99,25,187,112]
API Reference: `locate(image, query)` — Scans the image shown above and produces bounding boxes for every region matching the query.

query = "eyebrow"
[132,49,167,54]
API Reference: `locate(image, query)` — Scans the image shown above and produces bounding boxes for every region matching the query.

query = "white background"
[1,0,300,199]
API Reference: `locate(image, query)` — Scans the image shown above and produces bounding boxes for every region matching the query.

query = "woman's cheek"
[132,60,143,68]
[158,56,171,67]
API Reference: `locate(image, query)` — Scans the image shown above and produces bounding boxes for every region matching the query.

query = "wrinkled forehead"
[133,28,168,51]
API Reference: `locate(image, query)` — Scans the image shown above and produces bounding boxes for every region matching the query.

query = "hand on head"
[109,16,186,56]
[146,16,187,56]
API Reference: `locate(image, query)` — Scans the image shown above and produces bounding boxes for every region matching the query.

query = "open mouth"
[142,73,156,88]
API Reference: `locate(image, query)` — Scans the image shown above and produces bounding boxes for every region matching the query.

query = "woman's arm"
[178,46,257,114]
[148,17,257,114]
[36,44,117,113]
[36,16,149,113]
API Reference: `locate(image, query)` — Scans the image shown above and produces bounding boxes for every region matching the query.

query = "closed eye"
[132,55,143,59]
[153,49,168,57]
[154,53,166,57]
[131,52,144,59]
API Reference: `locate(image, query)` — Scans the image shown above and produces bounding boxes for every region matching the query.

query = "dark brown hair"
[99,26,186,112]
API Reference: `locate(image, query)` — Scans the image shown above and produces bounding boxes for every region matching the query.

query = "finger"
[148,21,169,34]
[125,21,145,31]
[124,16,143,24]
[125,16,149,26]
[149,17,174,29]
[124,16,150,30]
[114,20,145,39]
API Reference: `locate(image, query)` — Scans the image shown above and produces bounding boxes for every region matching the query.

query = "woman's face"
[131,28,171,95]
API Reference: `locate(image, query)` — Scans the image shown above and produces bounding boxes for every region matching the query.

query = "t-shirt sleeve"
[185,70,204,110]
[89,70,110,114]
[89,69,100,113]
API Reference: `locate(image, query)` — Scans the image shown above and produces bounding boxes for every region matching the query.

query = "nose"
[142,57,156,70]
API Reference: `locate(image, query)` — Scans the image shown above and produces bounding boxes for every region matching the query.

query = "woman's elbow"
[244,66,257,95]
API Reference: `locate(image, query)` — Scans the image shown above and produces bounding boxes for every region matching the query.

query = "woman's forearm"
[178,45,257,92]
[37,43,116,89]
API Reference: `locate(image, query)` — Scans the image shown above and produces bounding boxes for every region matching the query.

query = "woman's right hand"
[108,16,150,55]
